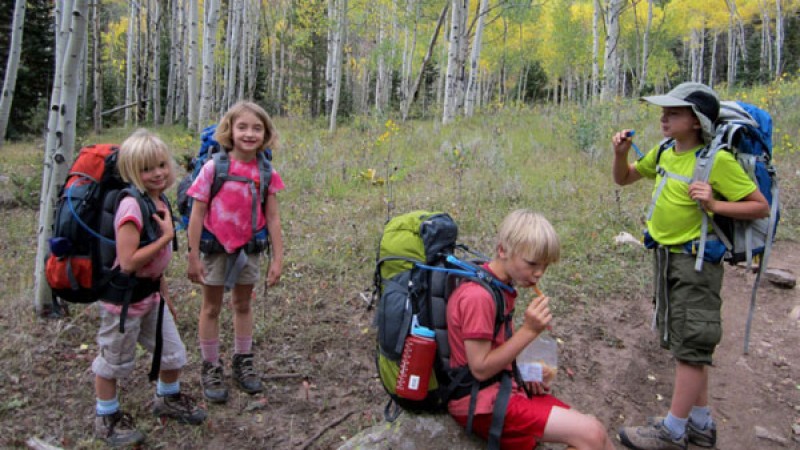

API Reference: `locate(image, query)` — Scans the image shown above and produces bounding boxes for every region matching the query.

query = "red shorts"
[451,393,569,450]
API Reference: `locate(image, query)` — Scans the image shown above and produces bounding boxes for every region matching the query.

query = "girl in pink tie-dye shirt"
[186,101,284,403]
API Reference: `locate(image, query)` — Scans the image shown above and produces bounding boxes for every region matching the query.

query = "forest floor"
[1,227,798,449]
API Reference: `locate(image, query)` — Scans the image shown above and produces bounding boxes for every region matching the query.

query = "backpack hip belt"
[199,228,269,255]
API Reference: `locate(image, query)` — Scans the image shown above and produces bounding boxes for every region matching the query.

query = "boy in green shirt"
[611,82,769,450]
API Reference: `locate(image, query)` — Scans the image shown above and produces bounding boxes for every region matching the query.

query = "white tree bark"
[151,0,162,124]
[690,26,705,82]
[92,0,103,133]
[328,0,347,132]
[199,0,220,131]
[637,0,653,95]
[34,0,90,313]
[36,0,72,308]
[375,11,388,113]
[775,0,784,79]
[464,0,488,117]
[164,0,180,125]
[0,0,26,146]
[187,0,200,130]
[601,0,624,101]
[224,0,242,109]
[124,0,137,125]
[401,3,448,121]
[442,0,467,124]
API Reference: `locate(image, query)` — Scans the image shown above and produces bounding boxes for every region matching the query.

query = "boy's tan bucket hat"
[641,82,720,143]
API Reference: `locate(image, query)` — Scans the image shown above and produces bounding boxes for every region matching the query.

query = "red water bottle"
[396,316,437,401]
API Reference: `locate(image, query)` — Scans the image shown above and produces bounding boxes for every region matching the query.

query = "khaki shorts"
[92,302,187,379]
[201,251,261,286]
[654,251,724,365]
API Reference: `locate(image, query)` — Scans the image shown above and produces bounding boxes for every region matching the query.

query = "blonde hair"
[117,129,176,192]
[496,209,560,264]
[214,101,278,151]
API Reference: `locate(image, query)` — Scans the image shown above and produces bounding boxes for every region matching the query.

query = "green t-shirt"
[635,143,756,246]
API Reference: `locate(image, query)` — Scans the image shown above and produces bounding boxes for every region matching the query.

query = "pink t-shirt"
[101,196,172,316]
[447,266,520,416]
[187,155,285,253]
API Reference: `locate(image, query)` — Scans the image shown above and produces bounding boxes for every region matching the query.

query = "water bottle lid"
[410,315,435,338]
[411,325,435,338]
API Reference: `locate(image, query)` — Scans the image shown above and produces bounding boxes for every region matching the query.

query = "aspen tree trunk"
[464,0,488,117]
[151,0,162,124]
[0,0,26,146]
[375,11,387,113]
[601,0,624,101]
[125,0,137,125]
[174,0,188,122]
[187,0,200,130]
[690,27,704,83]
[199,0,220,131]
[398,0,418,118]
[325,0,335,115]
[328,0,347,132]
[401,3,448,121]
[709,31,718,87]
[759,3,772,79]
[224,0,241,109]
[637,0,653,95]
[775,0,783,79]
[164,0,178,125]
[92,0,103,133]
[34,0,90,314]
[726,5,736,85]
[591,0,600,100]
[36,0,72,305]
[442,0,467,124]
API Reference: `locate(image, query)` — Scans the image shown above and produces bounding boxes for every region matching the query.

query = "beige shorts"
[201,251,261,286]
[92,302,187,380]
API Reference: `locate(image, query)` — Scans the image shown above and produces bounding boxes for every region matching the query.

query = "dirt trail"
[550,240,800,449]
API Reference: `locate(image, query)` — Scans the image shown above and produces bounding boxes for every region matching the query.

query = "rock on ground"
[337,413,484,450]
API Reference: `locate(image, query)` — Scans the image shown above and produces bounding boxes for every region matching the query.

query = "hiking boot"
[201,360,229,403]
[686,420,717,448]
[152,392,207,425]
[94,411,146,447]
[647,416,717,448]
[619,421,688,450]
[232,353,263,394]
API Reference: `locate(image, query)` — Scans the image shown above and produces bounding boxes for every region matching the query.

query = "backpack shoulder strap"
[256,151,273,205]
[210,151,230,199]
[118,187,160,244]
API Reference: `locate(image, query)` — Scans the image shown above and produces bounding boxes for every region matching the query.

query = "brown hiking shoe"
[94,411,145,447]
[152,392,207,424]
[232,353,263,394]
[201,360,229,403]
[619,421,688,450]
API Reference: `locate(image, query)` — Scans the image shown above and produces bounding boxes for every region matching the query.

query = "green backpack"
[371,210,519,450]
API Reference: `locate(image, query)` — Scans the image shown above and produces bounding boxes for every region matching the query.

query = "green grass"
[1,81,799,319]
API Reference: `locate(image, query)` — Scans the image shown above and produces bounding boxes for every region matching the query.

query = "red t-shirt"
[446,265,518,416]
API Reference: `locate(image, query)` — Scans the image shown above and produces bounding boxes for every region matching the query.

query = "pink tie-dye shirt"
[187,154,285,253]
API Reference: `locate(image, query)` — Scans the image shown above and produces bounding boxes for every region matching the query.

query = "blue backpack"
[181,124,274,256]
